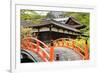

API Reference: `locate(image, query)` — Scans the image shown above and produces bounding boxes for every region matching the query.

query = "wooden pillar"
[50,25,53,42]
[35,27,40,39]
[61,35,64,47]
[57,28,60,38]
[49,25,54,61]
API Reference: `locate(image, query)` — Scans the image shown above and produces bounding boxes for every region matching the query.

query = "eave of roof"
[50,19,80,33]
[70,24,86,29]
[21,19,81,33]
[69,17,85,27]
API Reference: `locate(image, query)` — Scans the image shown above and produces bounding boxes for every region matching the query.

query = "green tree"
[20,10,46,24]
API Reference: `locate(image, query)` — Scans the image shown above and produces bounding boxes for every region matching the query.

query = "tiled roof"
[21,17,86,33]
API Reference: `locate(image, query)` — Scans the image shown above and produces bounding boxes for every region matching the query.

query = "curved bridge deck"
[21,37,89,63]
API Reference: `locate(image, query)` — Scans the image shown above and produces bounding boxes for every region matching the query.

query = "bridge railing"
[21,37,89,62]
[52,38,89,60]
[21,37,51,62]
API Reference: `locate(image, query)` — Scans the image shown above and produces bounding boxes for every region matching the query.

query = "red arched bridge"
[21,37,89,63]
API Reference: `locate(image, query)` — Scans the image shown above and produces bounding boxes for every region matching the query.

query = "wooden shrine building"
[21,17,86,44]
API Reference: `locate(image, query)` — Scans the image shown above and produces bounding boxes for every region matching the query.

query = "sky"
[24,10,49,16]
[35,11,49,16]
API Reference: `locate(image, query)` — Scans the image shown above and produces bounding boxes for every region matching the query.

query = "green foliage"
[64,12,89,25]
[21,26,32,39]
[20,10,46,24]
[75,39,89,51]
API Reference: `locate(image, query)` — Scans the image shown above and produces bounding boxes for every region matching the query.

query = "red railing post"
[36,41,40,52]
[62,39,64,47]
[66,41,69,48]
[49,46,54,62]
[72,40,75,49]
[84,41,89,60]
[42,51,46,58]
[31,43,34,49]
